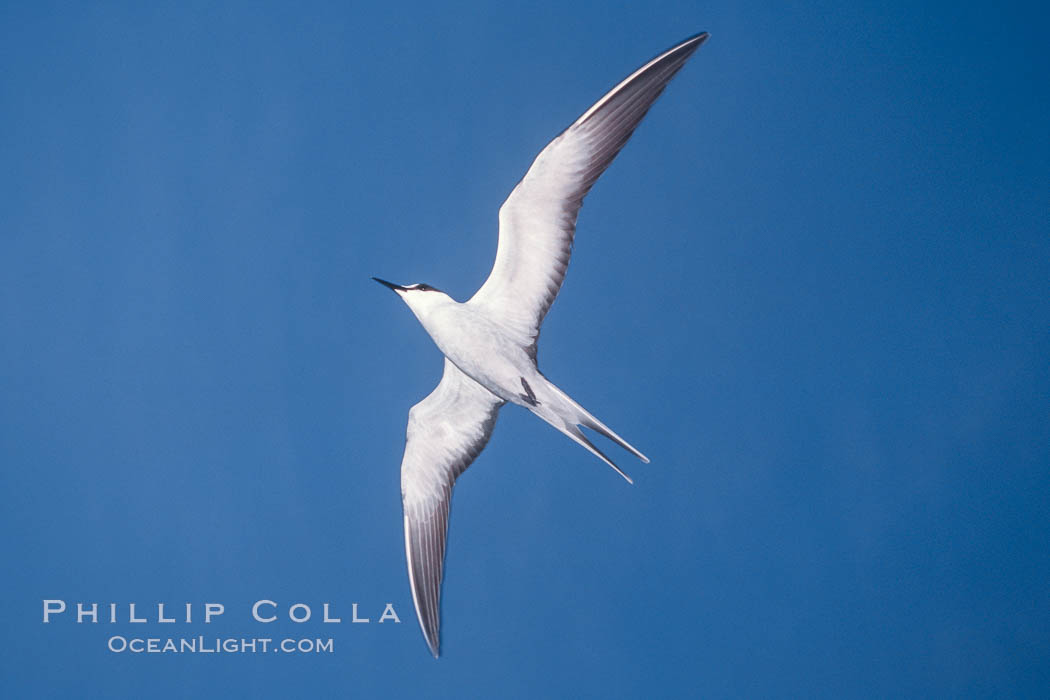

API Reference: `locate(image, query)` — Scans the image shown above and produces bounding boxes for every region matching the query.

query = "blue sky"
[2,1,1047,697]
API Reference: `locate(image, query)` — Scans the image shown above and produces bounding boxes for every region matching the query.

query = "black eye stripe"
[408,282,441,293]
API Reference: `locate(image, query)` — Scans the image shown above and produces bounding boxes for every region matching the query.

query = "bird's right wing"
[468,32,708,351]
[400,358,505,657]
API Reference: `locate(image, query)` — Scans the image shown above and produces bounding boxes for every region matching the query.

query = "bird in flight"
[374,32,708,657]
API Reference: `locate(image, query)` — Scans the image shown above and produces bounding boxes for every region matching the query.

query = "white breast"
[418,303,531,401]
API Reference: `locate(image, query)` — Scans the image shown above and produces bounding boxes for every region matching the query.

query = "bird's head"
[372,277,453,318]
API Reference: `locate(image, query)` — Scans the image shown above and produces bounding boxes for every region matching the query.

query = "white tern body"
[373,32,709,657]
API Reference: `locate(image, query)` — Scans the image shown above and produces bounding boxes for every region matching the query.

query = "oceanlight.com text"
[106,636,334,654]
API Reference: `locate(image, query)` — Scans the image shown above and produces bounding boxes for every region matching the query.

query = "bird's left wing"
[468,32,708,351]
[401,358,505,657]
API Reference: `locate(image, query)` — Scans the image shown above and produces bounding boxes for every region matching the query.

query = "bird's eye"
[418,284,430,291]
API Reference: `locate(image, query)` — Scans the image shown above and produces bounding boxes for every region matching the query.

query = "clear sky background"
[2,1,1047,697]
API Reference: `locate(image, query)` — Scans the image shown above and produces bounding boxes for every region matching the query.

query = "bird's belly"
[425,311,531,402]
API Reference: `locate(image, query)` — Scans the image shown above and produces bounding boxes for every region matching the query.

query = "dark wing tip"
[405,509,448,659]
[671,31,710,60]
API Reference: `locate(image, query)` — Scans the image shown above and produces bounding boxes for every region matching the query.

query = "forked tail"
[529,378,649,483]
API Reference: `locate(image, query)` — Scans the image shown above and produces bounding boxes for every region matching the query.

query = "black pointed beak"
[372,277,406,293]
